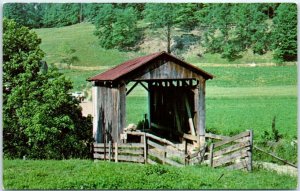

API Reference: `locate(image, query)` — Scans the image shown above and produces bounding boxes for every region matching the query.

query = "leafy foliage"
[199,4,271,61]
[4,3,297,62]
[94,4,141,50]
[144,3,199,53]
[3,3,44,28]
[3,19,93,159]
[271,3,297,63]
[42,4,81,27]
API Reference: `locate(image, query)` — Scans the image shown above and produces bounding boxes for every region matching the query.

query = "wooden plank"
[138,81,149,91]
[145,133,178,148]
[198,78,206,146]
[184,94,196,136]
[183,133,198,141]
[213,141,251,158]
[117,155,144,163]
[148,149,164,162]
[187,150,200,159]
[147,158,158,165]
[247,130,253,171]
[148,140,185,157]
[213,148,249,168]
[173,102,182,133]
[94,153,110,159]
[209,143,214,167]
[115,142,118,163]
[164,158,184,167]
[108,141,111,162]
[126,131,145,136]
[183,138,188,165]
[126,81,139,96]
[205,133,229,140]
[118,143,144,148]
[226,159,248,170]
[93,143,105,148]
[144,134,147,164]
[214,131,250,148]
[93,147,109,153]
[147,139,165,151]
[205,133,248,143]
[118,148,144,155]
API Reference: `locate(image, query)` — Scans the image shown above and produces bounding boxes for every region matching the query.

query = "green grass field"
[4,160,297,190]
[125,65,297,163]
[6,23,295,189]
[34,23,142,67]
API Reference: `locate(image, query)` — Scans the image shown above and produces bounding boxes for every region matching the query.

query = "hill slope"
[35,22,280,68]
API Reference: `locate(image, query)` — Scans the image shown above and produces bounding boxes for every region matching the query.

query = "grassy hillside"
[34,22,286,68]
[34,23,142,67]
[4,160,297,190]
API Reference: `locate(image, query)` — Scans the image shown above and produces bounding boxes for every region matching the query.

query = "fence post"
[183,138,188,165]
[144,133,147,164]
[115,142,118,163]
[209,143,215,167]
[108,140,111,162]
[248,130,253,171]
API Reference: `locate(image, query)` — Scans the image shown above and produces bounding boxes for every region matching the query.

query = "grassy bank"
[34,22,292,67]
[3,160,297,190]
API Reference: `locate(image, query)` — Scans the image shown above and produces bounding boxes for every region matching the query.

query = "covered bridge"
[88,51,213,147]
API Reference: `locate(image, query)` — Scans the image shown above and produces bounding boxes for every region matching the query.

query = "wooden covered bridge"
[88,51,253,170]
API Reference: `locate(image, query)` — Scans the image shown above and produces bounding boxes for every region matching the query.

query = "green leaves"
[3,19,93,159]
[94,5,140,50]
[199,4,272,61]
[271,3,297,63]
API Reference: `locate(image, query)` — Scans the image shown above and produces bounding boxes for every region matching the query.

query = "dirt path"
[194,62,296,68]
[80,101,93,117]
[57,62,297,71]
[254,161,297,177]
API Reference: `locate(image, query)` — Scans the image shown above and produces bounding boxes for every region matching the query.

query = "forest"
[3,3,298,189]
[4,3,297,63]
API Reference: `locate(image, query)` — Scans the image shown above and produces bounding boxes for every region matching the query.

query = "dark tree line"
[4,3,297,62]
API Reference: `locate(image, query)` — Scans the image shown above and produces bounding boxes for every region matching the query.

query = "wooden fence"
[93,130,253,171]
[207,130,253,171]
[94,142,145,163]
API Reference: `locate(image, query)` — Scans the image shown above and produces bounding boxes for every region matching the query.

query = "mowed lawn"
[3,160,297,190]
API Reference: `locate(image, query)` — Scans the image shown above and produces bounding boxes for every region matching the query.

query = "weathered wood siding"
[135,61,203,80]
[196,78,206,146]
[93,85,126,143]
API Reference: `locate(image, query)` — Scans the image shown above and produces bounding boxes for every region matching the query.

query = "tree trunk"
[167,25,171,53]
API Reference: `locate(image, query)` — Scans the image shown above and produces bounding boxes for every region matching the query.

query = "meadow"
[38,22,297,164]
[125,65,297,163]
[4,22,296,190]
[4,160,297,190]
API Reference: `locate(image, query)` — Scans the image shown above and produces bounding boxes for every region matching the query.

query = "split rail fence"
[93,130,253,171]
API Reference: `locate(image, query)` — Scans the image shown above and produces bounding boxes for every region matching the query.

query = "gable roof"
[88,51,213,82]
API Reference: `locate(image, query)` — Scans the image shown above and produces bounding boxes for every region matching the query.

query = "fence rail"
[208,130,253,171]
[93,130,253,171]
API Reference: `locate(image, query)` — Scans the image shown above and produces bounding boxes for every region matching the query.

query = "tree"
[198,4,271,61]
[3,19,93,159]
[42,3,81,27]
[94,4,141,50]
[3,3,44,28]
[271,3,297,63]
[143,3,199,54]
